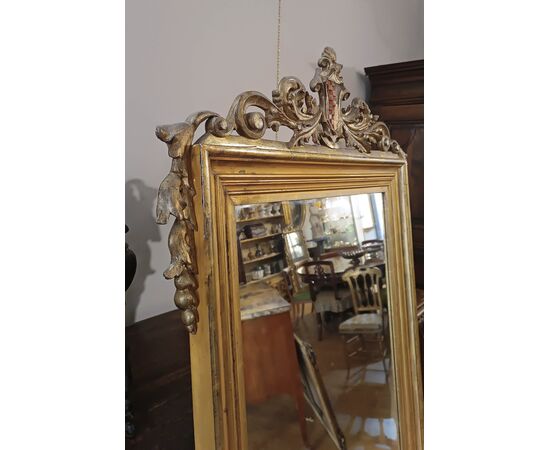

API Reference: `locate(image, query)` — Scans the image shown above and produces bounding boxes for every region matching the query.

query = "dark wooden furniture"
[297,255,385,279]
[125,225,137,439]
[125,311,194,449]
[280,268,313,321]
[296,258,385,340]
[299,261,340,300]
[306,237,328,260]
[365,60,424,289]
[296,260,341,340]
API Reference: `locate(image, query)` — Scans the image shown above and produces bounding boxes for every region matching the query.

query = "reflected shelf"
[237,215,284,224]
[239,233,282,244]
[244,272,282,286]
[243,252,282,265]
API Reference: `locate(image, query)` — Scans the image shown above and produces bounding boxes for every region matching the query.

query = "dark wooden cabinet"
[365,60,424,289]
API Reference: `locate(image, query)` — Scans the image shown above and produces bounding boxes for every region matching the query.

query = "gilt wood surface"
[154,47,405,336]
[151,138,422,450]
[154,48,423,450]
[190,139,423,450]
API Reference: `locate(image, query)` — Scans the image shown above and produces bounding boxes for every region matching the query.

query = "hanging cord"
[275,0,282,140]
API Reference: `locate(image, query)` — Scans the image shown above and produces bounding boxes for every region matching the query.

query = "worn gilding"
[155,47,402,334]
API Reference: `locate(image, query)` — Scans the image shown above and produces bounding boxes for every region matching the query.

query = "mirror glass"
[285,231,308,263]
[235,193,398,450]
[289,201,306,229]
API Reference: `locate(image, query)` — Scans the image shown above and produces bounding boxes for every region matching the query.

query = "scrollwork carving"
[191,47,401,153]
[204,47,402,154]
[156,47,403,334]
[156,112,222,334]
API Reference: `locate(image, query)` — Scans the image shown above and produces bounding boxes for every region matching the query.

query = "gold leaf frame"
[156,47,403,333]
[155,47,423,449]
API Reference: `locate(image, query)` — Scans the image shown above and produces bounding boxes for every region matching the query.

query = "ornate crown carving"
[155,47,402,334]
[158,47,401,154]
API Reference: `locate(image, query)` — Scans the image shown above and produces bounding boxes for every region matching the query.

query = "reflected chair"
[278,268,314,323]
[300,260,341,340]
[301,260,340,299]
[339,266,388,380]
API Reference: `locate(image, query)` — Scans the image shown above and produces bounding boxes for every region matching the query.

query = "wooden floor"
[126,310,194,450]
[246,300,398,450]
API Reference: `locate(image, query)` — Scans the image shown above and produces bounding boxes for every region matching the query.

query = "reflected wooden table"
[239,283,308,447]
[303,255,385,276]
[296,255,385,340]
[295,255,385,295]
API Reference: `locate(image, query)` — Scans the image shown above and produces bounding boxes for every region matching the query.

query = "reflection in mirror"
[235,193,398,450]
[284,230,309,264]
[288,201,306,229]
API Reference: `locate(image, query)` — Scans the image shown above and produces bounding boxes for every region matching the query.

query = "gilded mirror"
[155,47,423,450]
[287,201,307,229]
[283,229,309,265]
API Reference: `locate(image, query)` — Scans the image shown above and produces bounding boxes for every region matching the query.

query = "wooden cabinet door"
[365,60,424,288]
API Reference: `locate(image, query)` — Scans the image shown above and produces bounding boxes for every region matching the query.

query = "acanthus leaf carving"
[156,47,403,334]
[197,47,403,154]
[155,112,222,334]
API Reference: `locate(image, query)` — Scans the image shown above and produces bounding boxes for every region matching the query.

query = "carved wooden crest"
[155,47,403,333]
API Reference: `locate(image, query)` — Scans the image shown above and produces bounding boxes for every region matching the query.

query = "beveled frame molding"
[155,47,403,334]
[155,48,422,450]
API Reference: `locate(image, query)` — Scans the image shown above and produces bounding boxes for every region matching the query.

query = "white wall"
[126,0,423,324]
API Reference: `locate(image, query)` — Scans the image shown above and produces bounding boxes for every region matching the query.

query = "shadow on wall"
[125,179,161,325]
